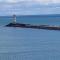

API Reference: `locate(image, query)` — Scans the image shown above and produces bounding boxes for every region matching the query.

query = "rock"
[6,23,60,30]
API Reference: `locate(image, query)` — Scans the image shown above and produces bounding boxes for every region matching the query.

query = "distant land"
[0,14,60,17]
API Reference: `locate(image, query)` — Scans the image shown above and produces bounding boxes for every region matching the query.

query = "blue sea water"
[0,15,60,60]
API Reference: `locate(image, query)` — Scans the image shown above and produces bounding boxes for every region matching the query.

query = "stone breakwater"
[6,23,60,30]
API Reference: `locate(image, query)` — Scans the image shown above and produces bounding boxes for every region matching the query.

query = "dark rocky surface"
[6,23,60,30]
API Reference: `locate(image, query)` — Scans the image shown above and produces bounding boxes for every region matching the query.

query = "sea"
[0,15,60,60]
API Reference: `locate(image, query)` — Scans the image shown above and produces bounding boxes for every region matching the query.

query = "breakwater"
[6,23,60,30]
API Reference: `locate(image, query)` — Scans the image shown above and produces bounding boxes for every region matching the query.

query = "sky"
[0,0,60,15]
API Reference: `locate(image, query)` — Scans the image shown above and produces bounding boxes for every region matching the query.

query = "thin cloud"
[0,0,60,4]
[0,0,60,15]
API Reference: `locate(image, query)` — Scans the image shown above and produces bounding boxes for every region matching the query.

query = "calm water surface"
[0,15,60,60]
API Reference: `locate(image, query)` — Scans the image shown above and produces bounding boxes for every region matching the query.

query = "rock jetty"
[6,15,60,30]
[6,22,60,30]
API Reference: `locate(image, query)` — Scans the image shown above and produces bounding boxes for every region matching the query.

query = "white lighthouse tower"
[12,14,16,24]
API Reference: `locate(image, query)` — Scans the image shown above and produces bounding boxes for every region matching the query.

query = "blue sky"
[0,0,60,15]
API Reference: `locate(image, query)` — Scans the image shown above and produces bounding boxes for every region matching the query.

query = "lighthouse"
[12,14,16,24]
